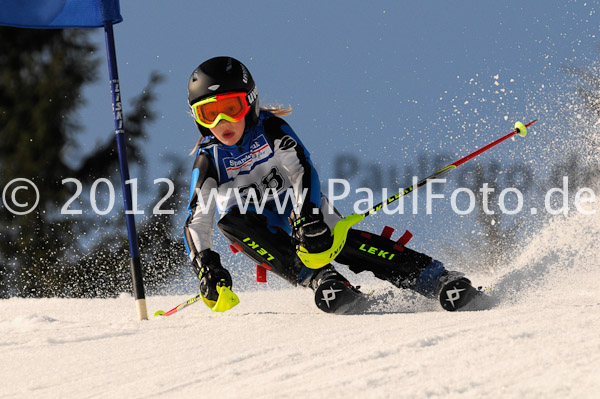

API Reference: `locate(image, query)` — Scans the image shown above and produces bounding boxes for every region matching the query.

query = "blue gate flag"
[0,0,122,29]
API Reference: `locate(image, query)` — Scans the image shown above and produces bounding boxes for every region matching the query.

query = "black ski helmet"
[188,56,259,137]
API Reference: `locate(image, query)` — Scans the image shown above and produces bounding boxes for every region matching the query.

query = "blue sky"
[74,0,599,261]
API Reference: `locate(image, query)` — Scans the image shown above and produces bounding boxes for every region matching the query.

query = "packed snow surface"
[2,207,599,399]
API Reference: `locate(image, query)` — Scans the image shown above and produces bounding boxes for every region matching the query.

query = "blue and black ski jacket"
[183,111,321,264]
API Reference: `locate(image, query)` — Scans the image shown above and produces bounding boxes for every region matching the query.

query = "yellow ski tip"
[153,310,165,316]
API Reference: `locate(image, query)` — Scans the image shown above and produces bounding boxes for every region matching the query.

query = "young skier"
[183,56,478,314]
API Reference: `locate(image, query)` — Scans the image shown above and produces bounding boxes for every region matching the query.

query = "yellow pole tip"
[514,121,527,137]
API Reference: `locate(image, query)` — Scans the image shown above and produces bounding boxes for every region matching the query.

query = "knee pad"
[217,208,301,285]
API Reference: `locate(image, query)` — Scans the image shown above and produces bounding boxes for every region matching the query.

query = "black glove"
[291,208,333,253]
[195,249,232,301]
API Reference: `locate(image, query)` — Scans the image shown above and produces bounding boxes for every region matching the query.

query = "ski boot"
[408,260,483,311]
[307,266,367,314]
[436,270,479,311]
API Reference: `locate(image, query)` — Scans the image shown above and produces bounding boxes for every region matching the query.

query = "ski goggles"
[191,92,251,129]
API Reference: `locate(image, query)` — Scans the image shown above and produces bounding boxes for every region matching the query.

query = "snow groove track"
[2,206,600,398]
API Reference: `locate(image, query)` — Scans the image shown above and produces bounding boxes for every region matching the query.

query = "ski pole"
[154,294,203,317]
[154,284,240,317]
[363,120,537,217]
[297,120,537,269]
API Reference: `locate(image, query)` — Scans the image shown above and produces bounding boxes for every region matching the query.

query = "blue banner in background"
[0,0,122,28]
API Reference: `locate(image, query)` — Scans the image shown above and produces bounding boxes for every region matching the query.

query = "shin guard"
[335,227,432,288]
[217,209,301,285]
